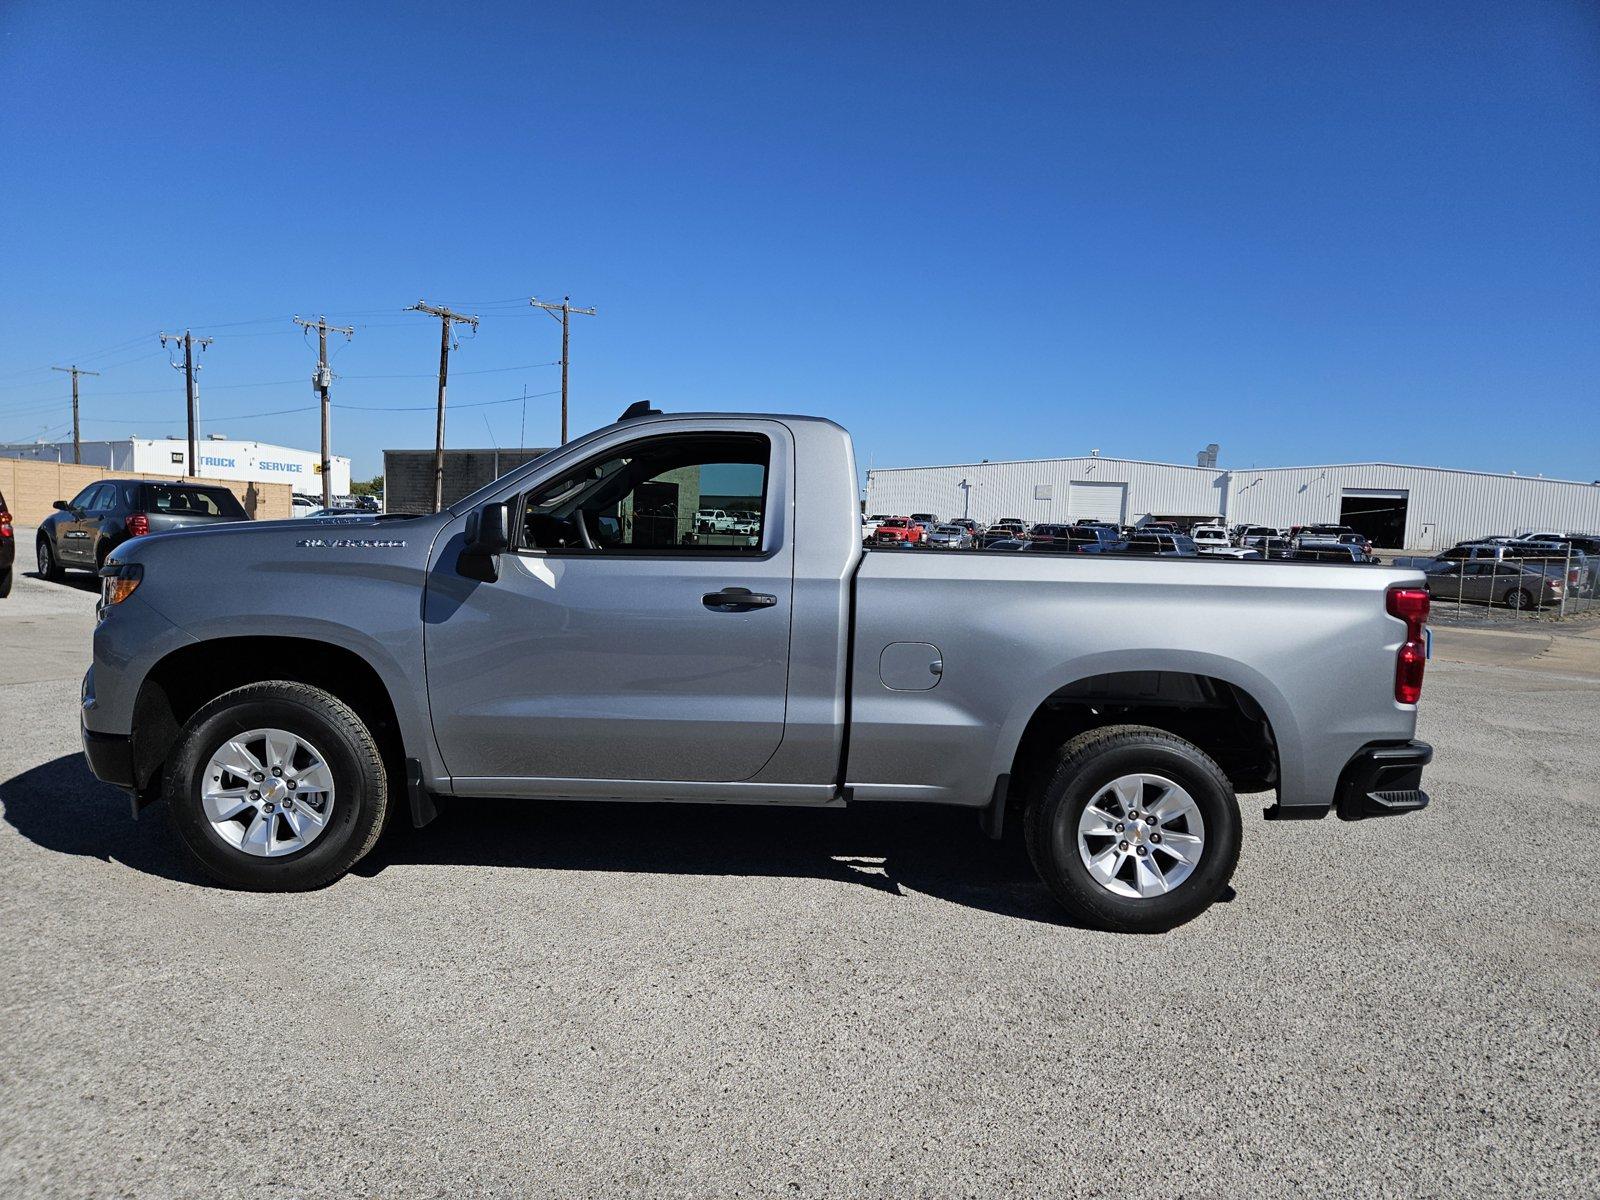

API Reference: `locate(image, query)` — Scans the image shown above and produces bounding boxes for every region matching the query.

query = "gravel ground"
[1,566,1596,1199]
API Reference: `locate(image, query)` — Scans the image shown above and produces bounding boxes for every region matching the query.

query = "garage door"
[1069,481,1127,524]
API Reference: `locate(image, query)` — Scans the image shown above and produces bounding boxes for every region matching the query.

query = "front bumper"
[1335,740,1432,820]
[82,725,134,789]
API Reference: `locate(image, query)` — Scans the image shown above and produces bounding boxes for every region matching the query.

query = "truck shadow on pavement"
[356,796,1087,925]
[3,754,1213,927]
[1,753,193,884]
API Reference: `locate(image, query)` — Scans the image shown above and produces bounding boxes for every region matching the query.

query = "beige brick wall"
[0,458,291,526]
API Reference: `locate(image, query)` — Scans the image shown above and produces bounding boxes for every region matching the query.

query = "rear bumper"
[1335,740,1432,820]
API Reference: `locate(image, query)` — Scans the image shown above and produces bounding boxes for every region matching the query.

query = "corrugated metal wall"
[867,457,1600,549]
[1226,464,1600,550]
[865,457,1227,528]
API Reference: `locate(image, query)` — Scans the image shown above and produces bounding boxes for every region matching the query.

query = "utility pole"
[407,301,480,511]
[50,365,100,464]
[294,316,355,507]
[530,296,597,444]
[158,330,214,477]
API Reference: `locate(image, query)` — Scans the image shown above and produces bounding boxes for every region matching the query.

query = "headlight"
[98,560,143,610]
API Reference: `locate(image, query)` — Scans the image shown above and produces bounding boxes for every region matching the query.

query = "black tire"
[36,536,64,581]
[1504,587,1533,611]
[163,681,389,890]
[0,566,11,598]
[1022,725,1242,933]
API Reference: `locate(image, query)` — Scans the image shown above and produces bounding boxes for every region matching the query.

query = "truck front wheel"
[162,681,389,890]
[1022,725,1242,933]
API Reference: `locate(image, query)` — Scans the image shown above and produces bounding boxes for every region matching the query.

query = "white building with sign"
[0,436,351,495]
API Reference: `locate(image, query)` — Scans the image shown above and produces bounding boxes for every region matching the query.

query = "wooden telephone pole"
[530,296,596,444]
[407,301,480,511]
[294,316,355,507]
[157,331,214,477]
[50,365,100,464]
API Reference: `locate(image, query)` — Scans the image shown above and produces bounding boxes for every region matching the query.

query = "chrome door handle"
[702,587,777,612]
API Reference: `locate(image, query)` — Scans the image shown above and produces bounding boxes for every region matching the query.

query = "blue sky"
[2,1,1596,482]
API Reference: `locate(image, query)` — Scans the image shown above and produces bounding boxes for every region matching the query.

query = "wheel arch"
[997,655,1295,807]
[130,635,408,799]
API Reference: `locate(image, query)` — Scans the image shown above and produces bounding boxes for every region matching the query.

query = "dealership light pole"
[50,365,100,464]
[294,316,354,507]
[531,296,596,444]
[407,301,480,511]
[158,330,214,477]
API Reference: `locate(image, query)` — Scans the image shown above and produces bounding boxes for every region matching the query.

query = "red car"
[0,488,13,598]
[872,516,925,546]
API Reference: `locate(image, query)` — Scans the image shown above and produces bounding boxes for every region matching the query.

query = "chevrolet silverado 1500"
[82,404,1433,931]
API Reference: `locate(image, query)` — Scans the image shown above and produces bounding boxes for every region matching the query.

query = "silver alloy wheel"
[201,727,336,858]
[37,540,50,575]
[1076,773,1206,899]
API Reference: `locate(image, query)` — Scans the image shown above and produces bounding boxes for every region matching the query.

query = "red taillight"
[0,510,12,538]
[1386,586,1429,704]
[126,512,149,537]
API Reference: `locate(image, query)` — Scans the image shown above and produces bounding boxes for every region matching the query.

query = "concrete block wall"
[0,458,291,525]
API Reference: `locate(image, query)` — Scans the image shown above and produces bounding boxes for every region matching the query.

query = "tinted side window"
[519,433,769,554]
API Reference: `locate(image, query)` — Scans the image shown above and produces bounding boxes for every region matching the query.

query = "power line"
[79,403,320,425]
[334,389,558,412]
[336,360,558,380]
[407,300,480,511]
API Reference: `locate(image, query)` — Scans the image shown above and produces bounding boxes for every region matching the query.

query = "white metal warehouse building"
[865,455,1600,552]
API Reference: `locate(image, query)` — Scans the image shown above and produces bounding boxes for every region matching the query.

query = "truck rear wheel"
[1023,725,1241,933]
[163,681,389,890]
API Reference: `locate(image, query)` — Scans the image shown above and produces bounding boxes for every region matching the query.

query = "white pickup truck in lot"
[81,404,1434,931]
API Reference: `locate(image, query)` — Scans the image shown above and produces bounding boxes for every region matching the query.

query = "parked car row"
[291,492,380,517]
[863,514,1381,564]
[1396,532,1600,611]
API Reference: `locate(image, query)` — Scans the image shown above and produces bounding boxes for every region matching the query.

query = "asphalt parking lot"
[1,559,1597,1199]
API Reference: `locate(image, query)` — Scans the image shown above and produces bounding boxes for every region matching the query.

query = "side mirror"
[53,499,72,512]
[465,502,510,554]
[460,501,510,581]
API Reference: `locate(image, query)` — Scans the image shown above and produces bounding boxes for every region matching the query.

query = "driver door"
[60,483,107,564]
[425,422,794,789]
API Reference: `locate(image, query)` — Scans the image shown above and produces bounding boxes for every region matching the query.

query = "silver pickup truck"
[82,404,1434,931]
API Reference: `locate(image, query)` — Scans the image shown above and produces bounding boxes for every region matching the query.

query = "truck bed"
[846,549,1423,812]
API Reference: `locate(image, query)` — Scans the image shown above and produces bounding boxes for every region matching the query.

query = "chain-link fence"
[1396,547,1598,621]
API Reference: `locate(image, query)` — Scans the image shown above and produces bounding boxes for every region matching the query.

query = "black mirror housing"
[465,502,511,554]
[460,501,511,581]
[53,499,72,512]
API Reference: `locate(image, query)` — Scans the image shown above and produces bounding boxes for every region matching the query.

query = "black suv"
[36,479,249,580]
[0,488,14,598]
